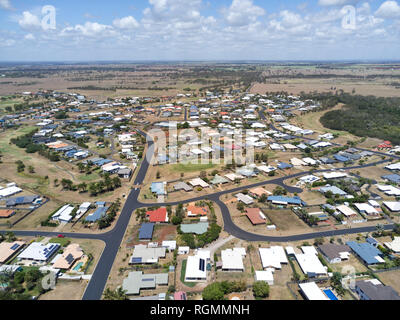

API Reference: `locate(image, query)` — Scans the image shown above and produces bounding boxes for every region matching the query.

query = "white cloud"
[375,1,400,19]
[60,22,116,38]
[24,33,35,40]
[18,11,42,30]
[318,0,359,6]
[0,0,12,10]
[113,16,139,29]
[224,0,265,27]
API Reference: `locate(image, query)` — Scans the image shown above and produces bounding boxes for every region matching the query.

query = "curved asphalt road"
[1,116,399,300]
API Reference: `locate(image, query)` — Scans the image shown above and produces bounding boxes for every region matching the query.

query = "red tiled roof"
[146,208,168,223]
[245,208,266,225]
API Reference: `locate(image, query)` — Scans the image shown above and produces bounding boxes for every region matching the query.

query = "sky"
[0,0,400,61]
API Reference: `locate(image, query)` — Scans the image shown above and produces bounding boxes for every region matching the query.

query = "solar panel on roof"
[142,278,154,282]
[65,254,75,264]
[10,243,20,251]
[131,257,142,263]
[199,258,205,271]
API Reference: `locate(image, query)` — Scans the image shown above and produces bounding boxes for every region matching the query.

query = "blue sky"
[0,0,400,61]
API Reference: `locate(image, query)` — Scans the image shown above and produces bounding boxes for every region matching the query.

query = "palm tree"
[103,287,128,300]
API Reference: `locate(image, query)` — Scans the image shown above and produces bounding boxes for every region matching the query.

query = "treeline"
[303,92,400,144]
[11,131,60,162]
[178,223,222,249]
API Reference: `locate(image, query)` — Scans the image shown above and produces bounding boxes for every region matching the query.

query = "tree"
[77,162,85,173]
[78,183,87,193]
[202,283,225,300]
[103,287,129,300]
[5,232,16,242]
[28,165,35,173]
[253,281,270,299]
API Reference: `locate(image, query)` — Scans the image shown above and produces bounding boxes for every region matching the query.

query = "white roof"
[221,249,245,271]
[285,246,295,255]
[291,158,307,166]
[189,178,209,188]
[383,202,400,212]
[336,205,358,217]
[52,204,75,222]
[299,282,329,300]
[259,247,288,269]
[386,163,400,170]
[377,185,400,196]
[255,270,274,283]
[0,186,22,198]
[295,253,327,276]
[257,165,276,173]
[162,241,177,251]
[385,237,400,253]
[354,203,379,215]
[185,255,207,281]
[301,246,318,256]
[225,173,245,181]
[18,242,60,262]
[195,249,211,260]
[323,172,348,179]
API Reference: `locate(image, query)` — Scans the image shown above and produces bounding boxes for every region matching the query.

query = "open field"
[38,280,88,300]
[378,270,400,293]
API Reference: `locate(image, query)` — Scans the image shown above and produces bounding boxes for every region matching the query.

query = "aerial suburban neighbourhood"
[1,0,400,307]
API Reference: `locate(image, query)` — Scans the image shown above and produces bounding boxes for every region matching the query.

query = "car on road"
[57,234,65,238]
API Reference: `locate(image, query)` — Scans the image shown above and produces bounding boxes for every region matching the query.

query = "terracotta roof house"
[0,209,16,218]
[187,205,208,217]
[52,244,84,270]
[245,208,266,225]
[146,208,169,223]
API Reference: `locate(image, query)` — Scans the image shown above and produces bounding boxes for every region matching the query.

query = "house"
[146,208,168,223]
[323,172,348,180]
[299,282,329,301]
[129,244,166,264]
[0,185,22,198]
[245,208,267,225]
[85,206,109,222]
[52,204,75,223]
[385,237,400,253]
[346,241,385,265]
[189,178,209,188]
[377,185,400,196]
[295,246,327,277]
[185,254,207,282]
[161,241,176,251]
[290,158,307,166]
[355,279,400,300]
[139,223,155,241]
[186,205,208,218]
[174,291,187,300]
[319,185,348,197]
[151,182,167,196]
[236,193,254,205]
[122,271,169,295]
[353,203,379,216]
[300,175,320,184]
[336,205,358,218]
[382,174,400,184]
[225,173,245,181]
[221,248,246,272]
[0,209,16,219]
[118,168,132,179]
[259,246,288,270]
[318,244,351,264]
[173,182,193,192]
[210,175,229,185]
[52,244,84,270]
[0,241,25,264]
[383,202,400,212]
[249,187,271,198]
[17,242,60,263]
[6,195,40,207]
[255,270,274,285]
[267,196,306,206]
[180,222,209,235]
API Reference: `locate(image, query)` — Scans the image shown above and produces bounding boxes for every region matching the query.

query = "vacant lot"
[38,280,88,300]
[378,270,400,293]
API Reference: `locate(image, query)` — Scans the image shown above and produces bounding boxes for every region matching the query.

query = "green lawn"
[180,259,197,288]
[49,237,71,247]
[171,163,217,173]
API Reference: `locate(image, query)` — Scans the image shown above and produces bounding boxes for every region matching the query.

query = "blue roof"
[346,241,383,265]
[333,154,349,162]
[139,223,154,240]
[151,182,165,195]
[85,206,109,222]
[92,159,112,166]
[382,174,400,184]
[278,162,293,170]
[267,196,306,206]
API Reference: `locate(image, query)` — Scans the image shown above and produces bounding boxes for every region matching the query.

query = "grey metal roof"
[356,280,400,300]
